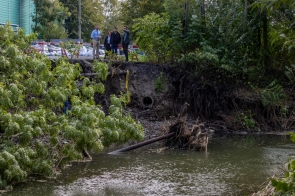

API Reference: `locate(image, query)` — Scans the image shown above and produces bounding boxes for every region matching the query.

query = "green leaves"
[260,81,287,107]
[290,133,295,143]
[0,23,145,189]
[32,0,70,41]
[133,13,176,62]
[60,41,82,59]
[0,151,27,186]
[92,61,108,81]
[270,158,295,194]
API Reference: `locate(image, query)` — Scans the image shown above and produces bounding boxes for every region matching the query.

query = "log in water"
[108,132,176,154]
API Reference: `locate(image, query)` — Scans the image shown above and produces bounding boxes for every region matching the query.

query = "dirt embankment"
[68,59,295,138]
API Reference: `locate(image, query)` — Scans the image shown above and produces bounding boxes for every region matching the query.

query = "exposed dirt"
[66,59,295,140]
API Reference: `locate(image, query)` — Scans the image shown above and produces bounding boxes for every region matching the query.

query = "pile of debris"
[109,117,214,154]
[165,117,213,152]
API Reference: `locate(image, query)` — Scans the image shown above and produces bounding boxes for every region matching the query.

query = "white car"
[99,49,105,55]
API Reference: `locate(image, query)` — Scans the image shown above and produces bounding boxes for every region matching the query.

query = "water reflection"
[5,135,295,196]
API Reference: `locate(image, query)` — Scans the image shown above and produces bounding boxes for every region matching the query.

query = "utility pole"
[183,0,189,34]
[78,0,81,39]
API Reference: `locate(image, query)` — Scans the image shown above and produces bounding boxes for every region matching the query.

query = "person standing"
[90,25,102,60]
[122,26,130,61]
[110,27,121,55]
[104,31,112,58]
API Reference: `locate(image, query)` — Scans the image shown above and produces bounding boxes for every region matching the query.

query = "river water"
[4,135,295,196]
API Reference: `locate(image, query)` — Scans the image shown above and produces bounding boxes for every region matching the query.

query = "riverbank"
[66,59,295,135]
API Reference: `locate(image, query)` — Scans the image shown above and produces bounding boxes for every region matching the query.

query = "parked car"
[99,49,105,55]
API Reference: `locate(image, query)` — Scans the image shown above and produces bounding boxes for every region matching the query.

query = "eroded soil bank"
[67,59,295,138]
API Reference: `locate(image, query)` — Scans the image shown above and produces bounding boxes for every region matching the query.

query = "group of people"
[90,25,130,61]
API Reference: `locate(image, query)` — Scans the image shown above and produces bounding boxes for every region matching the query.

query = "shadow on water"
[4,135,295,196]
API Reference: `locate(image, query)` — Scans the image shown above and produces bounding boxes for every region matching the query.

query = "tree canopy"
[32,0,70,40]
[119,0,165,32]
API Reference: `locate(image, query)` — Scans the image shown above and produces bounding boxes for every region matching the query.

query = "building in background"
[0,0,35,34]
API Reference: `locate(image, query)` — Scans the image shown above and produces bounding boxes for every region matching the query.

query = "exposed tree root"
[165,116,213,151]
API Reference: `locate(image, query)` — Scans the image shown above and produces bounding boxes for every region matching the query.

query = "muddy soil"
[67,59,295,139]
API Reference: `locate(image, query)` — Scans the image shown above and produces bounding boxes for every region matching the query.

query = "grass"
[99,54,147,62]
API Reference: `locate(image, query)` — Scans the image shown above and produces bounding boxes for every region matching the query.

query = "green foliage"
[270,133,295,195]
[285,65,295,88]
[133,13,181,63]
[40,22,68,41]
[180,43,219,75]
[92,61,109,81]
[102,0,122,35]
[130,0,295,88]
[154,72,168,93]
[0,24,144,189]
[261,81,287,107]
[103,51,122,63]
[32,0,70,40]
[60,0,104,41]
[119,0,165,34]
[236,111,256,130]
[60,41,82,59]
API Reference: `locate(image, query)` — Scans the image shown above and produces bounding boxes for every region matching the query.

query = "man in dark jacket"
[110,27,121,55]
[104,31,112,58]
[122,26,130,61]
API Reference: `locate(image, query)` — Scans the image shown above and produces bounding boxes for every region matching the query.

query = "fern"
[261,81,286,106]
[285,65,295,88]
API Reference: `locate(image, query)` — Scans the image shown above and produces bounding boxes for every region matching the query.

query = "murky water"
[4,135,295,196]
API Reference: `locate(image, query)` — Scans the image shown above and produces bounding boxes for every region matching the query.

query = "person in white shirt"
[90,25,102,59]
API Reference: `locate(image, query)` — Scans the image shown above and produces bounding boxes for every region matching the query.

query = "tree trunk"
[200,0,206,37]
[244,0,248,29]
[108,132,176,154]
[262,9,271,68]
[200,0,205,20]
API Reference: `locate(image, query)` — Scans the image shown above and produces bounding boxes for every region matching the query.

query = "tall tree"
[32,0,70,40]
[119,0,165,32]
[101,0,122,35]
[60,0,104,41]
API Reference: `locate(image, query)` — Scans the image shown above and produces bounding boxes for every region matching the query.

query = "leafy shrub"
[133,13,182,63]
[235,111,256,130]
[270,133,295,195]
[260,81,287,107]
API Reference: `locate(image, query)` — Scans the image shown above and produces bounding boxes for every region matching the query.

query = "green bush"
[270,133,295,195]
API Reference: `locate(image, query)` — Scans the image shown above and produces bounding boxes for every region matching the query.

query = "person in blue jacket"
[90,25,102,60]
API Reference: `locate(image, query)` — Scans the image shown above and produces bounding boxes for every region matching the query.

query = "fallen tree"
[0,24,144,190]
[109,116,213,154]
